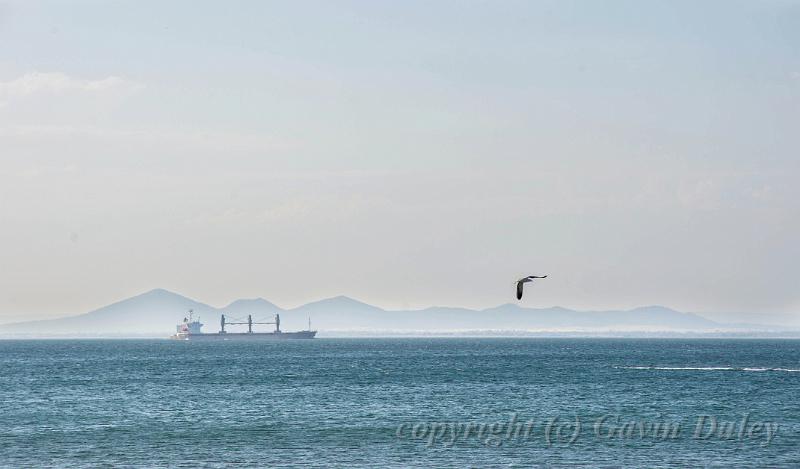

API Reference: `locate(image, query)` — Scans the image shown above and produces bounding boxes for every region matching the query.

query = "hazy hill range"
[0,288,787,337]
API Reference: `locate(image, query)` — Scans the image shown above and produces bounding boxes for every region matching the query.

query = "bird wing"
[516,280,524,300]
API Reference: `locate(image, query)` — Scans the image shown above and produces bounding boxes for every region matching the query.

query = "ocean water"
[0,339,798,468]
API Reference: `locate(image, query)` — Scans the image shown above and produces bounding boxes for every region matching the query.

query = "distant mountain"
[223,298,283,316]
[0,288,784,337]
[0,289,217,335]
[291,295,382,314]
[284,296,385,330]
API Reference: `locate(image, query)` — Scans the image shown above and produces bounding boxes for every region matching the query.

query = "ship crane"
[219,313,281,334]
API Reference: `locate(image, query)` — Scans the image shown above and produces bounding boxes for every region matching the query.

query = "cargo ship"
[170,310,316,340]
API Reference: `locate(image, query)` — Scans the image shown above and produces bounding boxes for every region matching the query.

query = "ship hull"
[171,331,317,340]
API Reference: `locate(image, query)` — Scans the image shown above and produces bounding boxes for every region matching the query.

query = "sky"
[1,0,799,325]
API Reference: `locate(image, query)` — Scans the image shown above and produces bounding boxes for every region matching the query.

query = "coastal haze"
[0,288,789,337]
[2,1,800,328]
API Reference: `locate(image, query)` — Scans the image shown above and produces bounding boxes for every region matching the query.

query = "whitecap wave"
[616,366,800,372]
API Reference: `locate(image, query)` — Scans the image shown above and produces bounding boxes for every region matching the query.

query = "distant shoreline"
[2,331,799,340]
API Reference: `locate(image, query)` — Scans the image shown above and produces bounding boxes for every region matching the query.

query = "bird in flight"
[516,275,547,300]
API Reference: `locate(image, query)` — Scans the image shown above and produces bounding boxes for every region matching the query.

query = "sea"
[0,338,797,467]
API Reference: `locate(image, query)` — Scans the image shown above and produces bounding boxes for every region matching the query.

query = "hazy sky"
[1,0,799,325]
